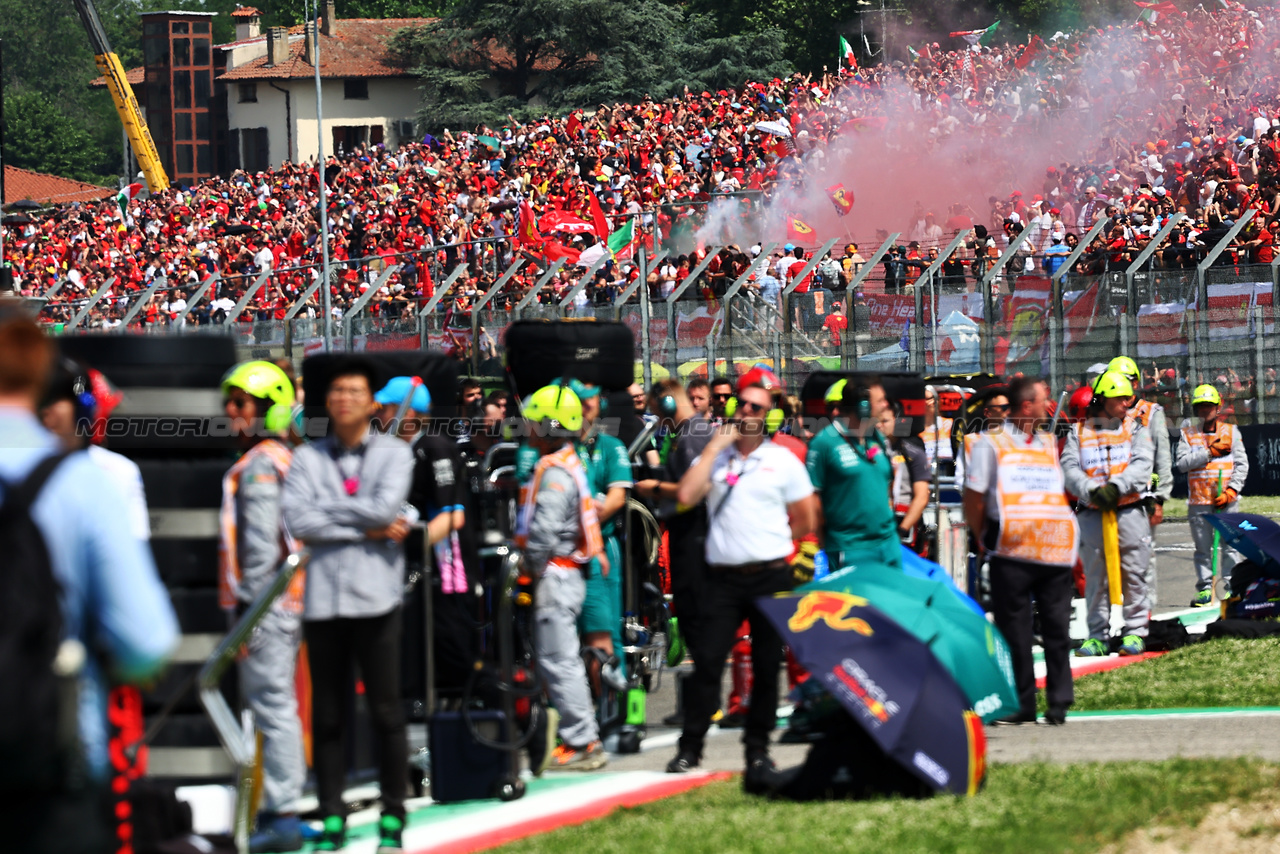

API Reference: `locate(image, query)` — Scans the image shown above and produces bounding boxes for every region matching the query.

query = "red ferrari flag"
[786,216,817,245]
[827,184,855,216]
[516,200,540,247]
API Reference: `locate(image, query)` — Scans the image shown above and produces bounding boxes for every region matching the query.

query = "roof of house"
[231,5,262,17]
[218,18,426,81]
[89,66,145,89]
[4,165,113,206]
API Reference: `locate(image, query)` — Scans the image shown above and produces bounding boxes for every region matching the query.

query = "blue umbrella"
[1204,513,1280,573]
[899,546,985,616]
[757,592,986,795]
[422,133,439,148]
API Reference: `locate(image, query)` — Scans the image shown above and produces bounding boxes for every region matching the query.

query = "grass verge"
[1163,494,1280,519]
[500,760,1280,854]
[1064,638,1280,711]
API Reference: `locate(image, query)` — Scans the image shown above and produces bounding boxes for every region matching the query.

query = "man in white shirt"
[665,381,817,790]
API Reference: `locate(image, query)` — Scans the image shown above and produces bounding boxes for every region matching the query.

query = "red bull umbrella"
[757,591,986,795]
[800,564,1018,723]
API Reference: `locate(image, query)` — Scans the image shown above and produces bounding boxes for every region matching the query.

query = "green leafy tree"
[390,0,790,129]
[3,90,105,183]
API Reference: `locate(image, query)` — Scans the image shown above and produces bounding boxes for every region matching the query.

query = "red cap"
[737,366,783,395]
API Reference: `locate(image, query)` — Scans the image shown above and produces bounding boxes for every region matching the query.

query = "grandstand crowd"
[7,3,1280,331]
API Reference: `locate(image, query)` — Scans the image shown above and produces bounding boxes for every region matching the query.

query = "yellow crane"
[73,0,169,193]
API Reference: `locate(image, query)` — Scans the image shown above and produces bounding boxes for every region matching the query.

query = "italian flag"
[116,182,144,215]
[951,21,999,46]
[1135,1,1179,23]
[840,35,857,70]
[607,218,636,259]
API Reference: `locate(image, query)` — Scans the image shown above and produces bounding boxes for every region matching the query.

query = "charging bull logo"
[788,591,874,634]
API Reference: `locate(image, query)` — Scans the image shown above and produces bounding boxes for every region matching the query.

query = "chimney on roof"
[266,26,288,66]
[304,21,317,66]
[233,6,262,41]
[322,0,337,37]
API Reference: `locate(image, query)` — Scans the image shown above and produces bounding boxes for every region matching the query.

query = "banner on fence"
[1137,302,1189,357]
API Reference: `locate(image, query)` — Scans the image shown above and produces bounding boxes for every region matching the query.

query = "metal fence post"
[1194,210,1256,384]
[221,270,272,326]
[120,276,166,328]
[1255,304,1266,424]
[980,228,1033,373]
[67,276,119,331]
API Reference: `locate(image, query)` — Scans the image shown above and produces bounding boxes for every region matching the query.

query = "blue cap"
[1237,135,1248,144]
[784,243,795,251]
[1179,141,1192,149]
[553,377,599,400]
[375,376,431,412]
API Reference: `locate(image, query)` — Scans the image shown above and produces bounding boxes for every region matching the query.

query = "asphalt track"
[604,520,1280,775]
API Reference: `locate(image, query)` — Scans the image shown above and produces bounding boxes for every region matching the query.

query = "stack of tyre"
[60,336,241,783]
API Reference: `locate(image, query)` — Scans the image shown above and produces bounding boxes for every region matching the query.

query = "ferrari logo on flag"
[827,184,855,216]
[791,219,813,234]
[786,216,817,245]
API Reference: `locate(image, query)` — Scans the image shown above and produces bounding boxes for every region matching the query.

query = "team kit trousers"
[239,609,306,813]
[1188,501,1242,592]
[304,608,408,821]
[534,568,600,748]
[989,555,1074,718]
[679,565,794,759]
[1078,506,1153,640]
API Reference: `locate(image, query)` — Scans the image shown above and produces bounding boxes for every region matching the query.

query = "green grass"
[500,759,1280,854]
[1066,638,1280,711]
[1163,494,1280,519]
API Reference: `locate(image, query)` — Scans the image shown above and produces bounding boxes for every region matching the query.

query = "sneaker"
[718,711,747,729]
[742,753,784,796]
[249,813,302,853]
[1075,638,1108,657]
[1191,589,1213,607]
[528,705,560,778]
[314,816,345,852]
[376,815,404,854]
[666,749,700,774]
[1119,634,1146,656]
[547,740,608,771]
[993,710,1036,726]
[1041,705,1068,726]
[600,659,628,693]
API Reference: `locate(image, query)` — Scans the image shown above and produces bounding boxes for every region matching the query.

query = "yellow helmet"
[1191,384,1222,406]
[1106,356,1140,382]
[523,384,583,434]
[221,360,295,434]
[824,379,848,405]
[1091,370,1134,399]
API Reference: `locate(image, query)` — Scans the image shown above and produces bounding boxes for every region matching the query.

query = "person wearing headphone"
[805,376,900,571]
[1061,371,1154,657]
[1176,384,1248,606]
[515,384,609,771]
[217,360,307,853]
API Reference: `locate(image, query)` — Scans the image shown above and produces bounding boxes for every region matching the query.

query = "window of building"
[238,83,257,103]
[343,79,368,100]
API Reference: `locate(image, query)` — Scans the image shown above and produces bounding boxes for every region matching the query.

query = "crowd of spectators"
[8,3,1280,334]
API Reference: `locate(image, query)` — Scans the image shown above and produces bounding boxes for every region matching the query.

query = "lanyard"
[329,439,368,496]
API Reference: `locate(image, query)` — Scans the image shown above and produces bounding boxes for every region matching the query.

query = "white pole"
[312,0,332,351]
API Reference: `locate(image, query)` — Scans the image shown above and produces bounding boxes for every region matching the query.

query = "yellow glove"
[790,540,820,585]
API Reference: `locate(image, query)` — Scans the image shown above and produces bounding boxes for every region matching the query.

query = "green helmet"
[221,360,295,433]
[1191,384,1222,406]
[523,384,583,435]
[1091,370,1134,399]
[824,378,848,405]
[1107,356,1140,382]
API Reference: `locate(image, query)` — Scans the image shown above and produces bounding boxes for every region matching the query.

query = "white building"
[217,3,425,170]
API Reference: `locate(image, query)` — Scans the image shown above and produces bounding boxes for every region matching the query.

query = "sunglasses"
[738,401,769,414]
[986,403,1010,412]
[713,392,732,400]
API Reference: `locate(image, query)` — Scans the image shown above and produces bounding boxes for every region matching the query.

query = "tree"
[390,0,790,129]
[3,91,104,183]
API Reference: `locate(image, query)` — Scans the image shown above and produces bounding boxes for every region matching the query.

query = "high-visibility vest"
[1076,417,1143,507]
[987,430,1079,567]
[920,417,954,464]
[1182,423,1236,506]
[1130,398,1158,428]
[218,439,304,613]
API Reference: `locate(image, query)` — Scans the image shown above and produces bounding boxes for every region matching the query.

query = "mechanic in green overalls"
[516,379,632,690]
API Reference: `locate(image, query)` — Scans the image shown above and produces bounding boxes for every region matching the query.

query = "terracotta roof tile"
[89,66,145,89]
[231,5,262,17]
[4,165,113,206]
[218,18,426,80]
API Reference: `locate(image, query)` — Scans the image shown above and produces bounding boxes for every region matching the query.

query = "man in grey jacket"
[281,358,414,854]
[516,384,608,771]
[1061,371,1154,657]
[1175,384,1249,605]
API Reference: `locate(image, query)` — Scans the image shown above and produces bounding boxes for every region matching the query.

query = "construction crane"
[72,0,169,193]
